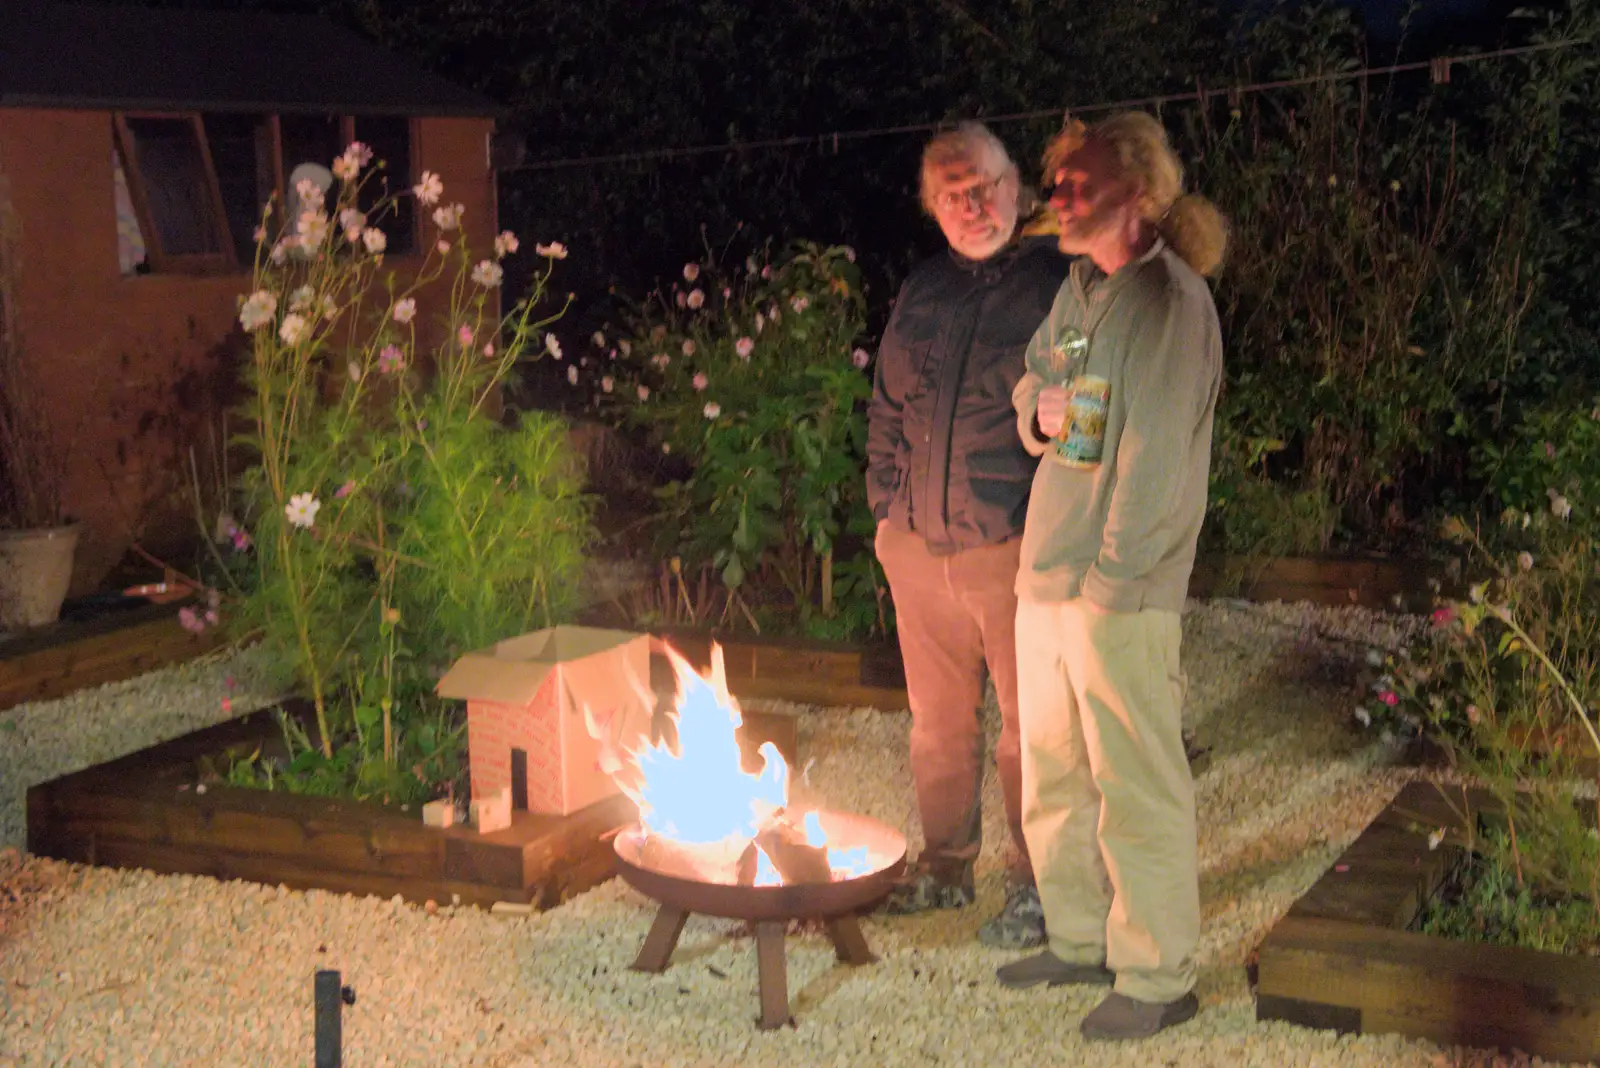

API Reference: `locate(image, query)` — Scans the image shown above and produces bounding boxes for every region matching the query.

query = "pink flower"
[458,325,475,347]
[178,606,205,634]
[334,480,356,500]
[852,347,871,369]
[1380,691,1399,707]
[483,342,496,359]
[735,337,754,360]
[703,402,721,419]
[637,384,651,401]
[1430,606,1454,627]
[221,696,233,714]
[377,345,404,374]
[204,609,219,626]
[693,372,709,391]
[1544,441,1556,458]
[229,526,252,552]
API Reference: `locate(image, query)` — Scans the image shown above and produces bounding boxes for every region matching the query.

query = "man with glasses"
[867,121,1070,948]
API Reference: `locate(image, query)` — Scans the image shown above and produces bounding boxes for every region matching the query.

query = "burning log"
[635,833,758,886]
[754,816,833,886]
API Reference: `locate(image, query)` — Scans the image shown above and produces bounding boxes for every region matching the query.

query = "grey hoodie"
[1011,238,1222,612]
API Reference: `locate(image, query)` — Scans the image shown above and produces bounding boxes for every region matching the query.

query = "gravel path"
[0,601,1583,1067]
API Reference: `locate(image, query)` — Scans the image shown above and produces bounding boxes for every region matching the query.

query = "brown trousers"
[875,521,1030,886]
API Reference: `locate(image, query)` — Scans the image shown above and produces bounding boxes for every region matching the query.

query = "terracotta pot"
[0,522,80,630]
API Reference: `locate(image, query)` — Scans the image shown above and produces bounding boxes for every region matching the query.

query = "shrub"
[583,241,889,640]
[219,147,592,802]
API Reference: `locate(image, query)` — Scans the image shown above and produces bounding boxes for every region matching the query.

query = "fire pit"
[586,640,907,1030]
[613,809,906,1029]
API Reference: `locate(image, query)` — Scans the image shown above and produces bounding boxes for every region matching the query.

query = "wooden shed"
[0,0,504,594]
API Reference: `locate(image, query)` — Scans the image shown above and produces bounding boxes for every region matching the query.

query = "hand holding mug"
[1037,385,1070,438]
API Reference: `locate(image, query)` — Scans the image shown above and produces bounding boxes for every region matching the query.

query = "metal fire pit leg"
[824,916,877,966]
[631,905,690,973]
[754,921,791,1030]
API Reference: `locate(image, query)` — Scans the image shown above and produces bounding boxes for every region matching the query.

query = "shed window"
[113,111,417,275]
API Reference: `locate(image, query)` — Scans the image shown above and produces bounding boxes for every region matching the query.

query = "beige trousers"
[1015,596,1198,1003]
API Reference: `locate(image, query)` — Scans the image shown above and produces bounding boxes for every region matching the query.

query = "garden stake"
[314,969,356,1068]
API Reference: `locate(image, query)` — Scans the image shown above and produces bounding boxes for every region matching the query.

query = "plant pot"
[0,522,80,630]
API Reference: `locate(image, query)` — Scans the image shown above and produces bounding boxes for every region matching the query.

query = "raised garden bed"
[25,650,805,911]
[0,600,226,713]
[1255,780,1600,1063]
[658,627,907,710]
[1190,554,1441,612]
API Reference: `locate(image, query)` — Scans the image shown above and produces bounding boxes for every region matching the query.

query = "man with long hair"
[995,111,1227,1041]
[866,121,1070,947]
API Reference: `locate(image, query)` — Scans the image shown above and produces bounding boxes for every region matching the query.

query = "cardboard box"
[436,626,654,816]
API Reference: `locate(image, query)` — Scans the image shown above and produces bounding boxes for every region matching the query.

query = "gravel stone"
[0,600,1586,1066]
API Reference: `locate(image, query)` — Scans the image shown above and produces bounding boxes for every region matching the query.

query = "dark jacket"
[866,235,1071,555]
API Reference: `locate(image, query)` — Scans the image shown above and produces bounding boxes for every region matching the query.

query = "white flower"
[852,347,871,369]
[592,331,606,347]
[1550,492,1572,520]
[270,239,292,265]
[1365,648,1384,667]
[289,285,315,311]
[332,141,371,182]
[735,337,754,360]
[601,376,614,393]
[746,256,758,274]
[545,334,563,360]
[1354,706,1372,727]
[362,227,387,255]
[1427,827,1446,851]
[843,246,856,262]
[285,492,321,530]
[567,365,579,385]
[683,263,700,282]
[278,313,310,345]
[536,241,568,259]
[296,210,329,249]
[704,402,721,419]
[687,289,705,309]
[494,231,520,258]
[436,240,451,255]
[790,295,810,314]
[682,339,696,357]
[693,372,709,391]
[1518,551,1534,572]
[392,298,417,324]
[238,290,277,332]
[414,170,443,206]
[339,207,364,236]
[637,384,650,401]
[755,311,765,334]
[433,203,464,231]
[294,178,325,212]
[321,295,339,320]
[618,339,631,357]
[1522,511,1533,530]
[347,360,361,382]
[471,260,504,288]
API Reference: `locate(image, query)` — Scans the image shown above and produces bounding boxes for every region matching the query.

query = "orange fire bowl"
[612,809,908,922]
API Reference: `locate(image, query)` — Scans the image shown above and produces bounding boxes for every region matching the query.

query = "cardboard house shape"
[0,0,507,594]
[436,626,654,818]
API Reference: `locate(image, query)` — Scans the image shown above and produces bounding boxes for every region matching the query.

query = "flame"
[590,640,879,885]
[803,811,875,880]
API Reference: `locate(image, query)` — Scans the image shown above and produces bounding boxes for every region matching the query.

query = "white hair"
[919,121,1021,215]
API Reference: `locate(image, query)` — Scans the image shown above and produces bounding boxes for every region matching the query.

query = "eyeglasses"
[935,174,1007,213]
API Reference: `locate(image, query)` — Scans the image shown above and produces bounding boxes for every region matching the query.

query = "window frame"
[113,111,237,274]
[113,110,419,278]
